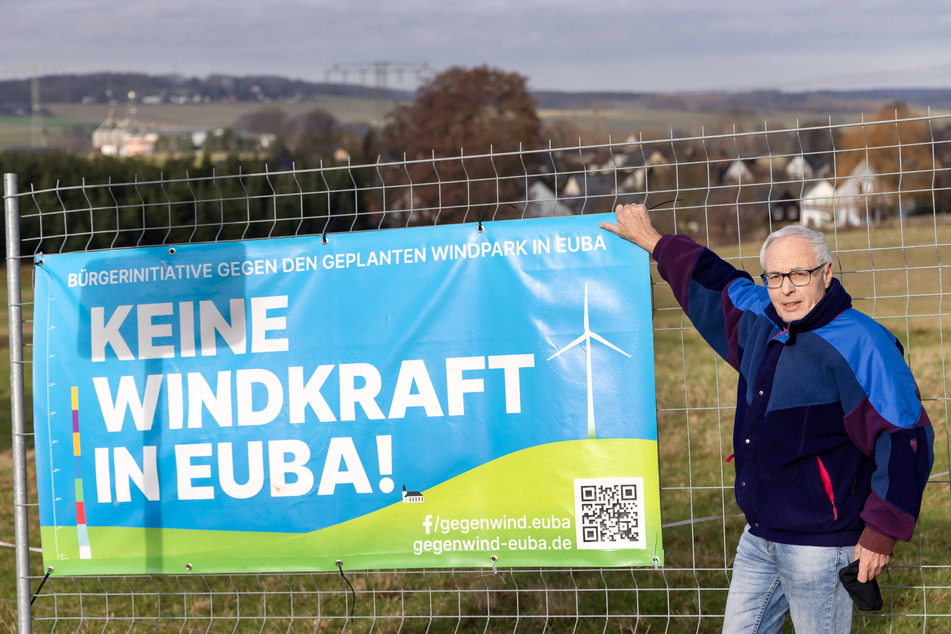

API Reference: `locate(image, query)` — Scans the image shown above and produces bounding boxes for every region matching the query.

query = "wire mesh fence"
[5,110,951,632]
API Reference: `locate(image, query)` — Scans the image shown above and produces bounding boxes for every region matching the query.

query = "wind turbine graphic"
[547,283,631,440]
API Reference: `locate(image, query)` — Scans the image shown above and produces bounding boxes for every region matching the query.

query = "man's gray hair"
[759,225,833,270]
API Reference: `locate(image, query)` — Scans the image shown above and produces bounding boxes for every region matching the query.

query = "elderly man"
[601,204,933,633]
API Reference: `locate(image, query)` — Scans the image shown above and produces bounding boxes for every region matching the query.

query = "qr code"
[574,477,645,550]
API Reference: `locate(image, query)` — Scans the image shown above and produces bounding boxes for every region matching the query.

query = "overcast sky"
[6,0,951,93]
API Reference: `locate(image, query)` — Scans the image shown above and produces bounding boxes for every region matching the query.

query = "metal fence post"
[5,173,33,634]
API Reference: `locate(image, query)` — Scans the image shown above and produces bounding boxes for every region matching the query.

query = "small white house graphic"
[402,485,424,503]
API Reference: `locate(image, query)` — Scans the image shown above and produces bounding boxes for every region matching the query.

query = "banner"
[32,213,662,574]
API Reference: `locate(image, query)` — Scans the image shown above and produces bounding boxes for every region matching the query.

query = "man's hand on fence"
[600,203,663,254]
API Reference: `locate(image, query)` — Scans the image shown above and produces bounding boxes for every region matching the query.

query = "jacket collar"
[765,277,852,336]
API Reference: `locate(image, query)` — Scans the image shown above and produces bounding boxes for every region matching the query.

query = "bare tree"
[282,108,341,159]
[835,102,934,217]
[380,65,543,225]
[233,106,288,136]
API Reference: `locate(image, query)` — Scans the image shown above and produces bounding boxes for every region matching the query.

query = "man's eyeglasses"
[760,264,826,289]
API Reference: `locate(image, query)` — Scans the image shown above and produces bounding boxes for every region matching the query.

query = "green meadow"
[0,99,871,150]
[1,217,949,631]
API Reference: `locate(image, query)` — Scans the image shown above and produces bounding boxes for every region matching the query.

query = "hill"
[4,72,951,115]
[0,73,415,110]
[531,88,951,113]
[2,72,950,151]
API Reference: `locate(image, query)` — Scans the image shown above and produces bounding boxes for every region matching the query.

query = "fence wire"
[5,111,951,632]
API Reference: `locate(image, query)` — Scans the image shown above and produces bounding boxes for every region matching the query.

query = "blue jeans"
[723,526,854,633]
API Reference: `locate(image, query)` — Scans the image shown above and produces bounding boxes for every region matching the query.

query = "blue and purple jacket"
[654,234,934,552]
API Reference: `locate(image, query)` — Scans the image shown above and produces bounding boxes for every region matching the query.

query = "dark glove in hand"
[838,559,883,611]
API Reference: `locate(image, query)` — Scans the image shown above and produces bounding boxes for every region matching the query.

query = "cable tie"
[31,567,53,605]
[336,559,356,618]
[648,198,683,210]
[477,205,490,232]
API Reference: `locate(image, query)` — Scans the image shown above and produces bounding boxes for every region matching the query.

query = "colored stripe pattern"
[72,387,92,559]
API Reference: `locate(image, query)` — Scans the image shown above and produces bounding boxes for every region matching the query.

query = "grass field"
[1,218,950,631]
[48,98,394,130]
[0,98,877,151]
[537,106,863,142]
[0,98,394,148]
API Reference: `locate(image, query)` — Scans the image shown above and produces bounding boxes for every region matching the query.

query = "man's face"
[762,236,833,323]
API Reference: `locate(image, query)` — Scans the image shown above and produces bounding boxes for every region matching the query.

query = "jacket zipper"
[816,456,838,521]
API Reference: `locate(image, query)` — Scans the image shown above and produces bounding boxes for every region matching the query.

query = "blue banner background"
[33,214,656,536]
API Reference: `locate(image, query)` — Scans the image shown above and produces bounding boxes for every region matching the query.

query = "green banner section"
[43,439,662,574]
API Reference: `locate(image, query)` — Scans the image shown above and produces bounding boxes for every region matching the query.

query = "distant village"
[515,149,895,230]
[89,105,929,232]
[90,107,353,164]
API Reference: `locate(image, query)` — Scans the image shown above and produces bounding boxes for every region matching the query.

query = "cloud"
[5,0,950,92]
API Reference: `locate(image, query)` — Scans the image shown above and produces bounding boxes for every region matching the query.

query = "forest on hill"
[3,72,951,115]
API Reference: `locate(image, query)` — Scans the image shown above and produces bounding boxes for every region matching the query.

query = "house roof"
[721,159,755,183]
[524,181,575,217]
[802,180,835,202]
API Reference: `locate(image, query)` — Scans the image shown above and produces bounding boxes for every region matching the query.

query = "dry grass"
[2,219,950,631]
